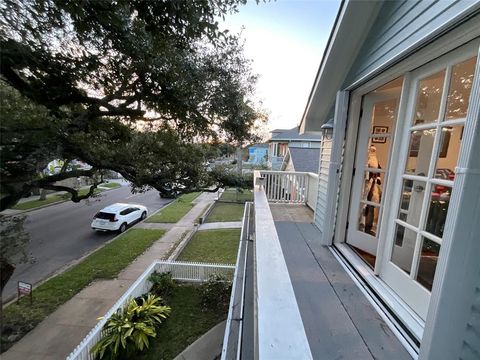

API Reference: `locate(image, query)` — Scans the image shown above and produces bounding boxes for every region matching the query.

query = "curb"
[197,200,217,224]
[167,228,197,261]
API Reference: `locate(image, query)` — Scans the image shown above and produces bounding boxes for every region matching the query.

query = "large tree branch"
[41,181,102,203]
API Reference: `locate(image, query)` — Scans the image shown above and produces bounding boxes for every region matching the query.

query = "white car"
[91,203,148,233]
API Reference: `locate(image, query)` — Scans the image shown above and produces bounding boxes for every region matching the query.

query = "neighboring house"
[267,127,321,170]
[222,2,480,360]
[247,144,268,165]
[281,147,320,173]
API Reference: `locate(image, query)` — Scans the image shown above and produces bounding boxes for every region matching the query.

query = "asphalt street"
[2,183,171,302]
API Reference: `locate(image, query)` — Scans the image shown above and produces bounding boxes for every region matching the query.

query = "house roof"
[269,127,321,142]
[288,148,320,173]
[248,143,268,148]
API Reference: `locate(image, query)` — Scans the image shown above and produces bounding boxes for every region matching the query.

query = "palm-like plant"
[91,295,171,360]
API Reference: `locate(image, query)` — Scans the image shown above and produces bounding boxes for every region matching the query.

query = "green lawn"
[12,194,66,210]
[138,285,226,360]
[0,229,165,353]
[101,182,121,189]
[12,188,103,210]
[205,202,245,223]
[145,192,201,223]
[219,188,253,203]
[177,229,240,264]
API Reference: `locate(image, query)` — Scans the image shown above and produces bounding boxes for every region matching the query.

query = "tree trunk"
[0,258,15,294]
[39,188,47,201]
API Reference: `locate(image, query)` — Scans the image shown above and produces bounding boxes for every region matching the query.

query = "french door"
[346,80,403,268]
[345,44,479,321]
[380,49,478,320]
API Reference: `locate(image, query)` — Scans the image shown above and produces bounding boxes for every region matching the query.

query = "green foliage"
[148,272,176,301]
[177,229,240,264]
[209,165,253,190]
[1,229,165,353]
[91,295,171,360]
[0,0,264,211]
[136,285,227,360]
[199,275,232,312]
[0,215,29,290]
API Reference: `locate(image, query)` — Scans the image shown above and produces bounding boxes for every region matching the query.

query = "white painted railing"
[66,261,235,360]
[253,178,313,359]
[307,172,319,210]
[155,261,235,282]
[260,171,318,208]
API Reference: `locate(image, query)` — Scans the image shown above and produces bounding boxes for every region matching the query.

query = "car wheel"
[141,211,147,220]
[119,223,127,233]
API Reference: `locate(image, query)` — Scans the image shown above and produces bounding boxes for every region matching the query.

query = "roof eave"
[299,0,383,133]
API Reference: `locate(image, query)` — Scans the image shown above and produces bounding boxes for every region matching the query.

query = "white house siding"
[314,138,331,231]
[460,284,480,360]
[344,0,479,86]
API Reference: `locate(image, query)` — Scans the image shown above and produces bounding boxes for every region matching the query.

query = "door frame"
[332,38,480,342]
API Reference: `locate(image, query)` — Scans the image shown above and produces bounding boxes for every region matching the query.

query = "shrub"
[148,271,176,300]
[198,275,232,312]
[91,295,171,360]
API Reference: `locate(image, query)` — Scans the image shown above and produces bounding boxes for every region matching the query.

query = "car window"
[119,209,131,215]
[95,212,115,220]
[132,207,140,212]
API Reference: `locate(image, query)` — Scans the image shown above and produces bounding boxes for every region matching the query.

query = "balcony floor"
[272,205,411,359]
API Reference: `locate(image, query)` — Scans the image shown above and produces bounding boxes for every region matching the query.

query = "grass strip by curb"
[145,192,201,223]
[12,188,103,211]
[177,229,240,264]
[0,228,165,353]
[205,202,244,223]
[99,182,121,189]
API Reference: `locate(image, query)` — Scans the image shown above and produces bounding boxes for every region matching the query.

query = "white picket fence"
[260,171,318,207]
[66,260,235,360]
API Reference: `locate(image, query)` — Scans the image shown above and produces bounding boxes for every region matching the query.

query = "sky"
[221,0,341,131]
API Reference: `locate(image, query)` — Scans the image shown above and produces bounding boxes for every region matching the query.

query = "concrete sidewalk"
[2,192,218,360]
[198,221,242,230]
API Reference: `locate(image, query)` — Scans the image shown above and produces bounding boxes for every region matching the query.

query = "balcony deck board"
[274,213,412,359]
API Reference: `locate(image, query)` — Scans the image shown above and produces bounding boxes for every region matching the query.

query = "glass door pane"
[346,78,404,268]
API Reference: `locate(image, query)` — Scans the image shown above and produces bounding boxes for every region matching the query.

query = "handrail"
[221,202,251,360]
[253,171,313,359]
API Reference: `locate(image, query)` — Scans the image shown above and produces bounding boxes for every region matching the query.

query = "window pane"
[445,57,477,120]
[361,171,384,202]
[412,70,446,125]
[371,98,398,128]
[405,129,436,175]
[434,125,463,180]
[391,224,417,274]
[358,202,380,236]
[365,138,391,169]
[398,179,425,227]
[425,186,451,238]
[416,237,441,291]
